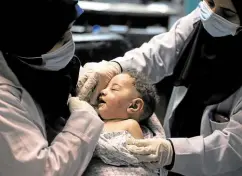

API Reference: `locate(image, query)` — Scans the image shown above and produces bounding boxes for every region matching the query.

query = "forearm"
[112,9,200,84]
[112,34,176,84]
[0,107,103,176]
[170,115,242,176]
[54,110,104,175]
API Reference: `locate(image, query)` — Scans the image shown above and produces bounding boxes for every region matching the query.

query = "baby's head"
[98,69,159,122]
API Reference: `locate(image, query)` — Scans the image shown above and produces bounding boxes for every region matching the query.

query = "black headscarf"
[0,1,83,142]
[170,0,242,138]
[0,0,81,56]
[232,0,242,25]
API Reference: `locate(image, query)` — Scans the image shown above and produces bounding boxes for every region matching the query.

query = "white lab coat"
[113,7,242,176]
[0,51,104,176]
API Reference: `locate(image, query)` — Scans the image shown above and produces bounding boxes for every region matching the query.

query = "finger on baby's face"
[90,78,109,105]
[90,85,101,105]
[79,72,98,101]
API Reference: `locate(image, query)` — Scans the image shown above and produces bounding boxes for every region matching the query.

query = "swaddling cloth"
[95,131,141,166]
[84,114,168,176]
[94,126,167,176]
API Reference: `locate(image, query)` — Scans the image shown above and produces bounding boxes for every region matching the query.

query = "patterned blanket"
[83,114,167,176]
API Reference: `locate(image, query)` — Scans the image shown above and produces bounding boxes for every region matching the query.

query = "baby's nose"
[100,89,107,96]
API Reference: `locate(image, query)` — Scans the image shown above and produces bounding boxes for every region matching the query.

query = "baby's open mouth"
[98,97,106,106]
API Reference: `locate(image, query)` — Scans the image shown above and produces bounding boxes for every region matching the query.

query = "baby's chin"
[97,109,106,120]
[97,109,114,120]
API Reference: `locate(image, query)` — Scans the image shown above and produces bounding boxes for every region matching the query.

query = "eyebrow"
[112,83,121,87]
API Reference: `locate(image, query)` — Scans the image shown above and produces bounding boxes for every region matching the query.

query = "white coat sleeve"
[169,111,242,176]
[112,8,200,83]
[0,85,104,176]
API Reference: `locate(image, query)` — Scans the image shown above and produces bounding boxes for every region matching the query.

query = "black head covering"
[0,1,83,141]
[0,0,82,56]
[232,0,242,25]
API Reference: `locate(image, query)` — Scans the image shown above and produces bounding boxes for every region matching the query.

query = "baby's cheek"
[115,97,127,107]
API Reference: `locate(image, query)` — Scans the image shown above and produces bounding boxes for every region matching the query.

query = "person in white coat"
[77,0,242,175]
[0,0,104,175]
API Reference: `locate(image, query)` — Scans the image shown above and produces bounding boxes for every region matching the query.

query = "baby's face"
[98,74,139,120]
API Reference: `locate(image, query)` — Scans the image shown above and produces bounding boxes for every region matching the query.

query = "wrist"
[110,61,122,73]
[164,139,175,170]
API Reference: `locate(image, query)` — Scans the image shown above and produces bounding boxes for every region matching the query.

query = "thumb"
[68,97,81,112]
[89,83,103,105]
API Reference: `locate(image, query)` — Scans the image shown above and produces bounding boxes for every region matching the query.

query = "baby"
[81,69,165,175]
[97,69,159,139]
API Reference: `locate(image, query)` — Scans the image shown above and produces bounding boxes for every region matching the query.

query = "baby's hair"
[123,69,159,121]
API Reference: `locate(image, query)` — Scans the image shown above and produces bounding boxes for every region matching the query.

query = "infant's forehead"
[109,74,140,96]
[112,74,134,83]
[109,73,135,87]
[110,74,137,88]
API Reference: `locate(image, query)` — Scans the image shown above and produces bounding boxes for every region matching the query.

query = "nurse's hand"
[126,138,173,167]
[68,97,97,115]
[77,61,121,105]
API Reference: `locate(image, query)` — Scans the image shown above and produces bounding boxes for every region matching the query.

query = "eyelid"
[112,86,119,90]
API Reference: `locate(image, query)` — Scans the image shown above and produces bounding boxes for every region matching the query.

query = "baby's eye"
[110,84,121,91]
[111,88,119,91]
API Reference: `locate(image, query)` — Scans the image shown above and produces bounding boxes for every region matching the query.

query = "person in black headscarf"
[0,0,103,175]
[77,0,242,175]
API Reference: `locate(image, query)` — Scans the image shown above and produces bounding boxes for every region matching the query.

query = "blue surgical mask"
[199,1,240,37]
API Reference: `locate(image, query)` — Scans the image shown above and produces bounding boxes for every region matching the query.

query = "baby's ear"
[127,98,144,115]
